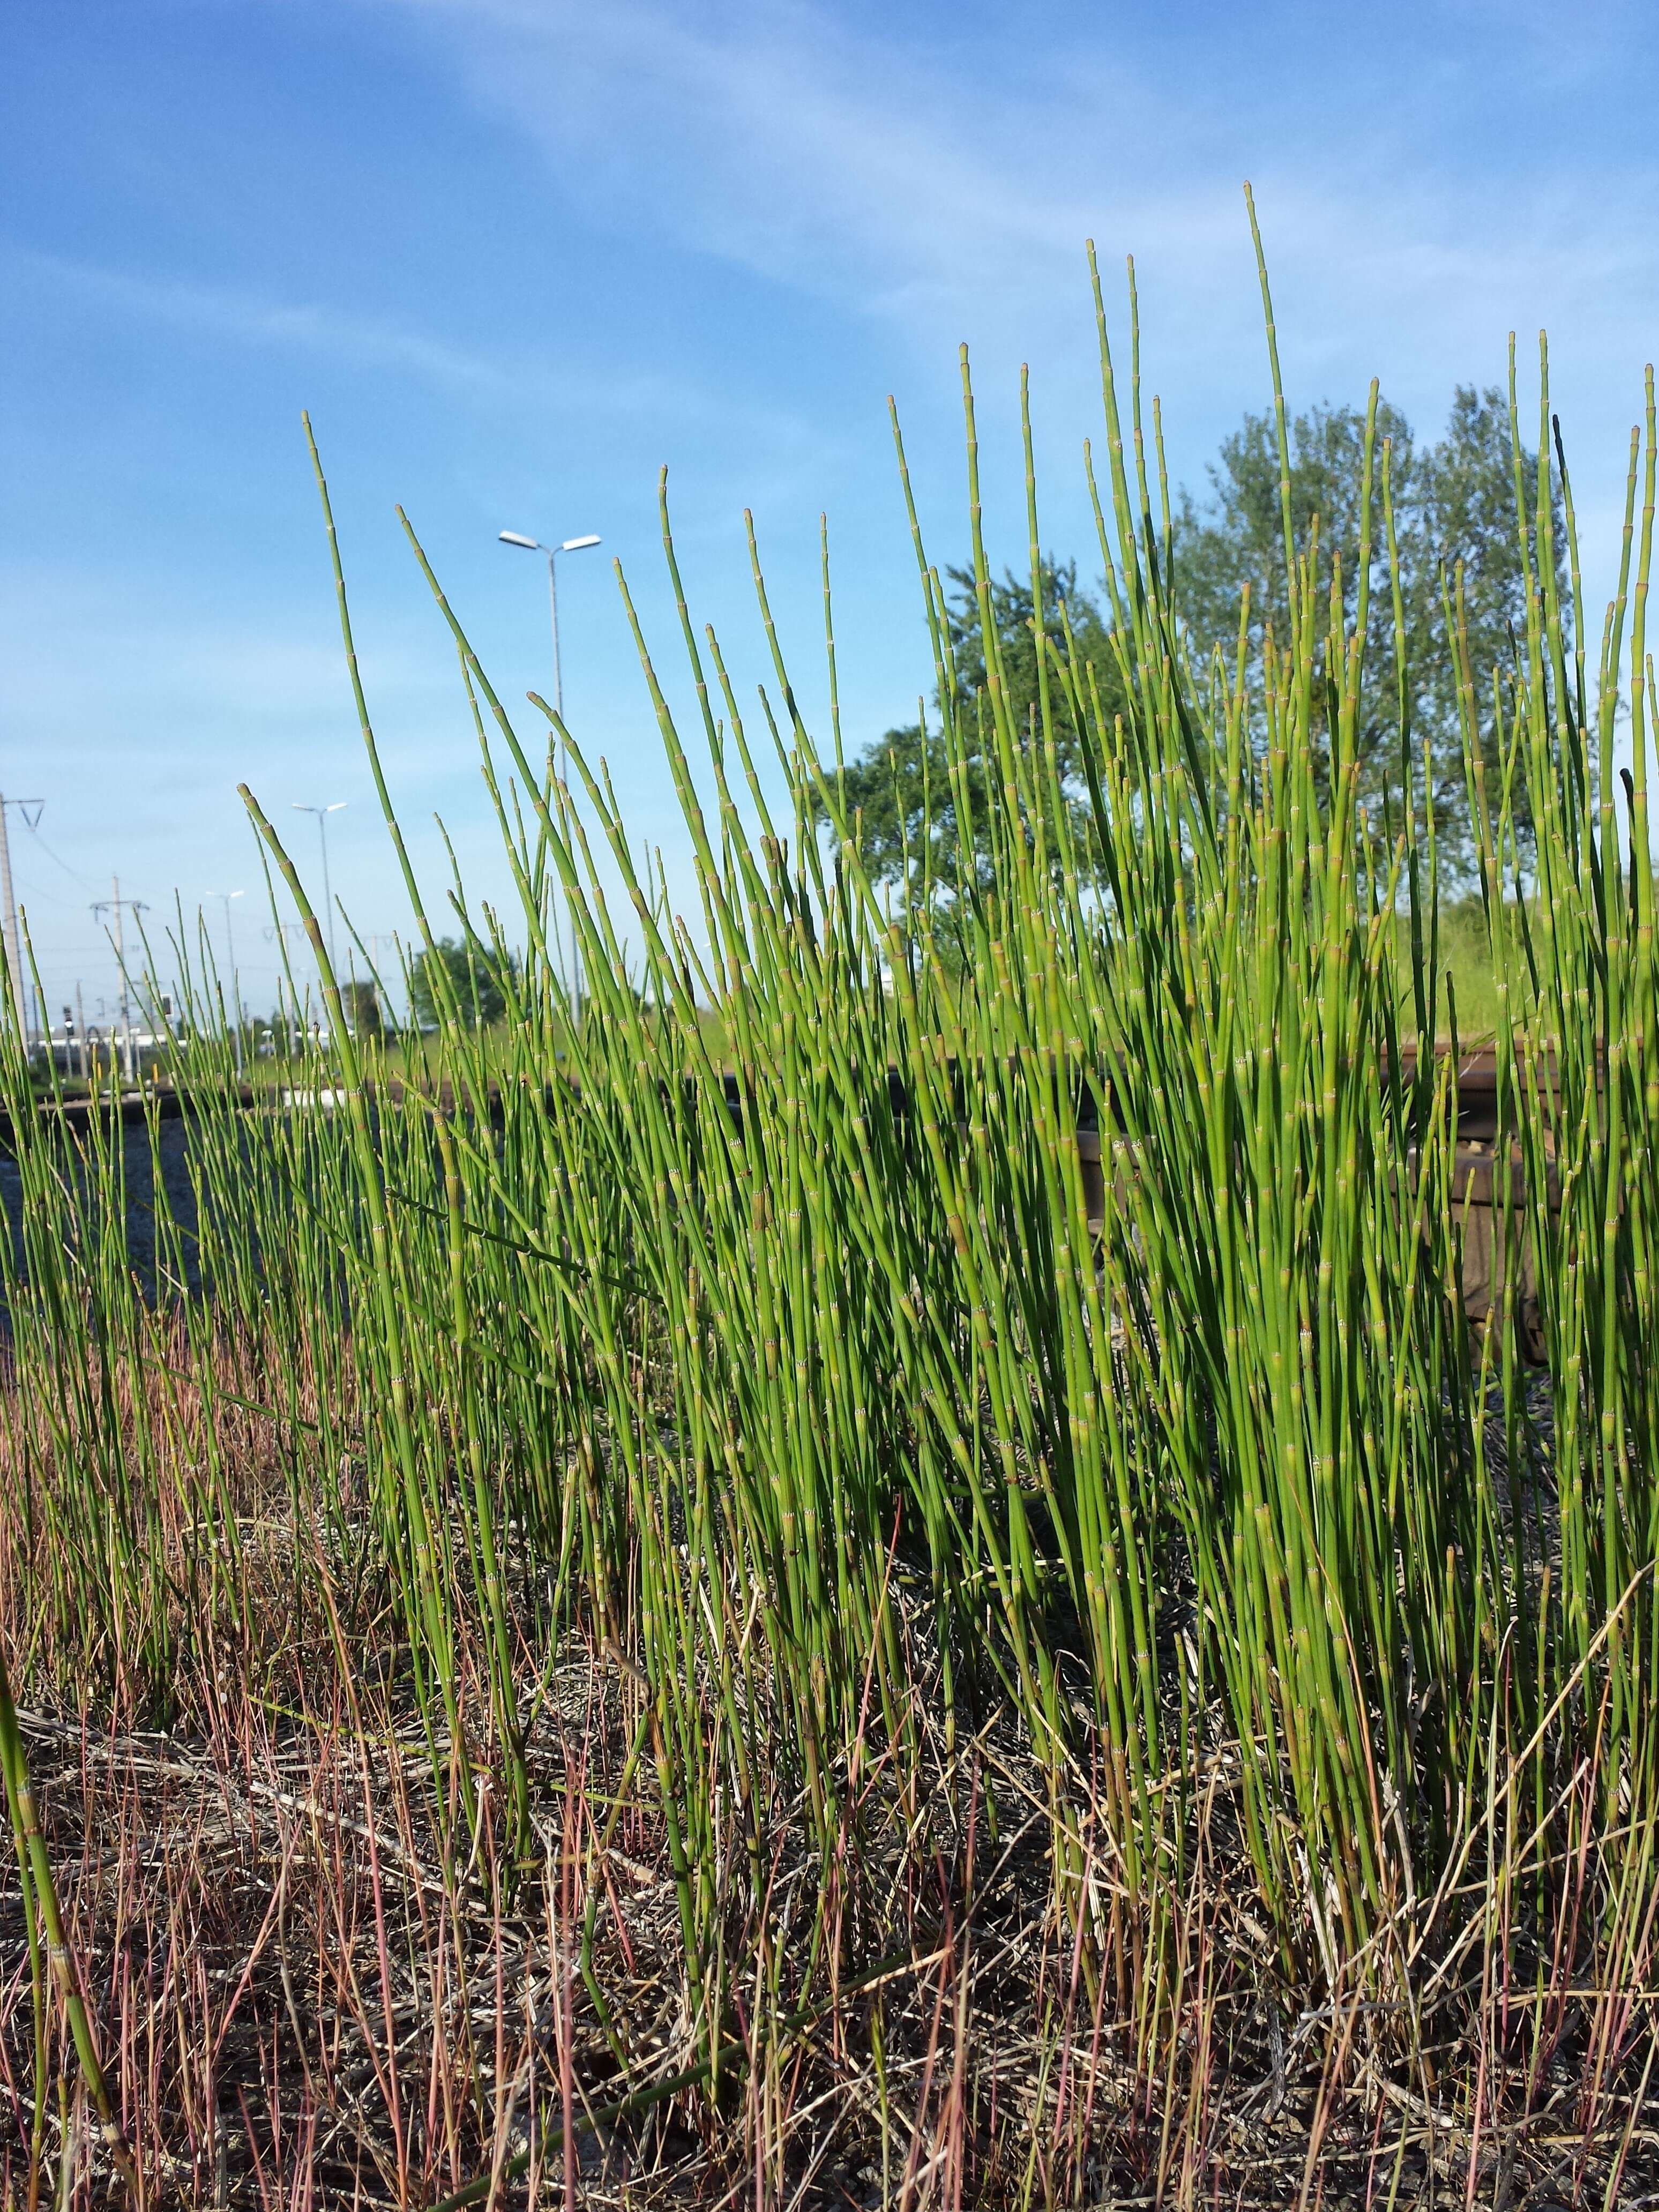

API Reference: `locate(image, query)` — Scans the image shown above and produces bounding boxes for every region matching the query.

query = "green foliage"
[340,977,384,1039]
[1174,385,1566,865]
[813,558,1122,912]
[833,389,1565,904]
[408,933,516,1030]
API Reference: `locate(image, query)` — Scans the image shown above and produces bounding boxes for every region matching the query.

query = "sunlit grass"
[2,222,1657,2204]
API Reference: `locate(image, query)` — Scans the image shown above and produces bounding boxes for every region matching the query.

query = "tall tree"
[1174,386,1565,865]
[340,977,384,1040]
[409,936,517,1030]
[813,557,1122,910]
[825,387,1566,904]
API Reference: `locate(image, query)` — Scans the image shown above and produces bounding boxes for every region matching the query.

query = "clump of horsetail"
[1,203,1656,2194]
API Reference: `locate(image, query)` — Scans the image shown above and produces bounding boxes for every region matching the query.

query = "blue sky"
[3,0,1655,1019]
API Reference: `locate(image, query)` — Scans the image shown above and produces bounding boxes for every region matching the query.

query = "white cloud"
[4,242,805,440]
[12,245,533,394]
[366,0,1658,573]
[378,0,1179,319]
[365,1,1655,391]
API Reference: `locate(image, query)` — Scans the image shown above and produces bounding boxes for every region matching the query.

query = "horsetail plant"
[2,226,1658,2200]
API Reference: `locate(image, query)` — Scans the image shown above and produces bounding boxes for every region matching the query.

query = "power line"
[21,819,95,890]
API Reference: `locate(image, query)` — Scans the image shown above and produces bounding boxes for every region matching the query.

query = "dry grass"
[3,1335,1658,2210]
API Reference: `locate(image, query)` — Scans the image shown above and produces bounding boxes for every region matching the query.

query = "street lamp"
[499,527,601,1023]
[207,890,244,1073]
[497,532,601,722]
[291,803,346,983]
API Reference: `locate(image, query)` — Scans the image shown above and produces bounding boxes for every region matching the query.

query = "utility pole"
[93,878,147,1085]
[0,793,43,1051]
[113,879,134,1085]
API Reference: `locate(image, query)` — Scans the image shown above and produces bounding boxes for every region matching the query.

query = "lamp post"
[207,890,244,1073]
[290,803,346,985]
[498,527,600,1022]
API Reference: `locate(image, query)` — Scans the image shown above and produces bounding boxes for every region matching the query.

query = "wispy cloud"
[373,0,1659,440]
[378,0,1180,319]
[11,245,532,392]
[3,242,809,440]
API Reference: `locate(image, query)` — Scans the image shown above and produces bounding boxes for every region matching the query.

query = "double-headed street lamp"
[291,802,346,981]
[497,530,601,722]
[498,527,601,1020]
